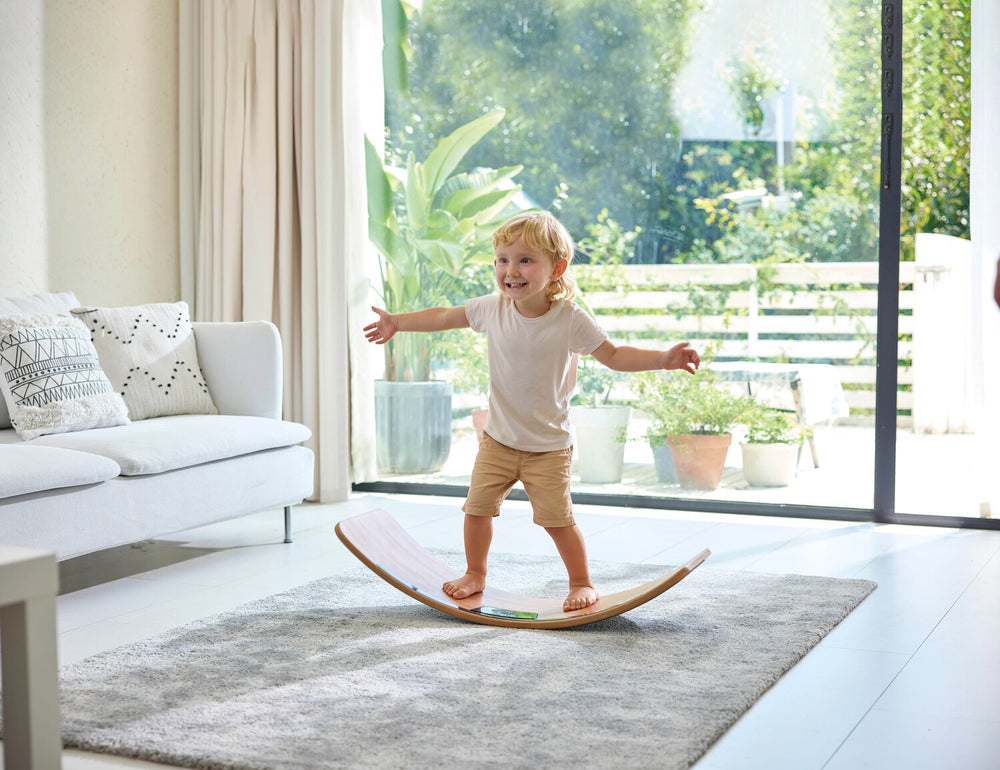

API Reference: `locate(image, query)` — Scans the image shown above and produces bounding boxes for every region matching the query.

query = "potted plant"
[631,367,756,490]
[740,406,808,487]
[365,110,523,473]
[567,217,645,484]
[570,360,631,484]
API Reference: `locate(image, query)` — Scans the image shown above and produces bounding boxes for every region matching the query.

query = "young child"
[364,211,700,612]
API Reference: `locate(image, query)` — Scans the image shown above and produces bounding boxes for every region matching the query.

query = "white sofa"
[0,292,314,560]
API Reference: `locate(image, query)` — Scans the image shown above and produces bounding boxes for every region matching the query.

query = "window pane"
[895,1,985,519]
[374,0,886,513]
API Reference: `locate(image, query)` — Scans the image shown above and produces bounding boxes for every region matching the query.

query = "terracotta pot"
[667,433,732,490]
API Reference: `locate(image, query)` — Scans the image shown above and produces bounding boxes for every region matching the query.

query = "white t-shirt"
[465,294,608,452]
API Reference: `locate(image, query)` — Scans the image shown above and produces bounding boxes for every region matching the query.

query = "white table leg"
[790,379,820,467]
[2,592,62,769]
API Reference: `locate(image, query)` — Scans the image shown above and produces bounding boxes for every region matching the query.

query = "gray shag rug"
[54,552,875,770]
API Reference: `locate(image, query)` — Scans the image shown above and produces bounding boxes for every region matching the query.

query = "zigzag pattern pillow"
[71,302,217,421]
[0,314,130,440]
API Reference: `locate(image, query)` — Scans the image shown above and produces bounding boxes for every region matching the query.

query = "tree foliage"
[786,0,969,261]
[710,0,970,265]
[383,0,970,267]
[386,0,700,241]
[901,0,970,240]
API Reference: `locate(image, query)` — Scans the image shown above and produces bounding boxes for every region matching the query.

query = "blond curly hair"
[492,211,578,302]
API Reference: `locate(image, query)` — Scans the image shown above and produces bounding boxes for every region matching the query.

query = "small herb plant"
[630,367,757,443]
[743,405,810,444]
[572,358,618,407]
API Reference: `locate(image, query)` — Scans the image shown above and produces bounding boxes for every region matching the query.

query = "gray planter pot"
[651,442,678,484]
[374,380,453,474]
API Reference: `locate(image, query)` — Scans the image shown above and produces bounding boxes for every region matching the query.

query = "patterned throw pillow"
[71,302,217,421]
[0,314,130,440]
[0,291,81,430]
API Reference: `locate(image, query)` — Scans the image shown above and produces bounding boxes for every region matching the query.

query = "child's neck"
[513,294,553,319]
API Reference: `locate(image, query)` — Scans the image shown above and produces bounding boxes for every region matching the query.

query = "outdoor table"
[709,361,849,467]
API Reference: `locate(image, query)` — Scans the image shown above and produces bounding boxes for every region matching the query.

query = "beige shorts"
[463,432,575,527]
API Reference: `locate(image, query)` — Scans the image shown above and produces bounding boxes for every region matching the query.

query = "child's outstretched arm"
[590,339,700,374]
[364,305,470,345]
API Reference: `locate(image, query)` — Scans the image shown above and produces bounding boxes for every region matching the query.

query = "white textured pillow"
[71,302,217,420]
[0,291,81,316]
[0,314,130,441]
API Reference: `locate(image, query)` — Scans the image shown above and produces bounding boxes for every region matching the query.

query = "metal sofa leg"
[284,505,293,544]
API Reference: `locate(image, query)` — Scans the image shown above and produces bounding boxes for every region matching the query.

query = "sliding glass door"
[891,0,998,522]
[362,0,994,529]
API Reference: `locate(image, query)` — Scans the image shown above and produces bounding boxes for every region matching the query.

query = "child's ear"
[551,257,569,279]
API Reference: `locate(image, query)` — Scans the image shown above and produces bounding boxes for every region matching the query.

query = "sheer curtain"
[179,0,381,501]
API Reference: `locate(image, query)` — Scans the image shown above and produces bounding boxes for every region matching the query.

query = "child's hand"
[663,342,700,374]
[364,306,398,345]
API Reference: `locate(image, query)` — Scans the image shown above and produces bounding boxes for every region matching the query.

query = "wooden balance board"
[335,509,711,630]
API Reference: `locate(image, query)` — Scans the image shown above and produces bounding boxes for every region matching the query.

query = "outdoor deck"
[376,416,996,522]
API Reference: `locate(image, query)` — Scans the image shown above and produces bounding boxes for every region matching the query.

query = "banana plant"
[366,109,523,381]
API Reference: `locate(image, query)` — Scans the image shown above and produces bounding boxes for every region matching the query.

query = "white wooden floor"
[4,493,1000,769]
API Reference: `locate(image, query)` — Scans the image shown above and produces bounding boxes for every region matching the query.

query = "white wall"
[0,0,179,306]
[0,0,48,296]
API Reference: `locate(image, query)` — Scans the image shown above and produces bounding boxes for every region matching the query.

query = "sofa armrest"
[193,321,283,419]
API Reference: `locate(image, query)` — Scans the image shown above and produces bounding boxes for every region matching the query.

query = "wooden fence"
[577,261,917,421]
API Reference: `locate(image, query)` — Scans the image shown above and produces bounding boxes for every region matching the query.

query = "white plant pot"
[740,442,799,487]
[571,405,632,483]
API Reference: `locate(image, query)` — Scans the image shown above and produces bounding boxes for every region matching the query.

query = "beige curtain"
[179,0,381,500]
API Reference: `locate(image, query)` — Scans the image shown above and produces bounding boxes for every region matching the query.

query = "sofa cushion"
[0,292,81,429]
[28,414,312,476]
[0,444,121,500]
[71,302,217,421]
[0,314,131,441]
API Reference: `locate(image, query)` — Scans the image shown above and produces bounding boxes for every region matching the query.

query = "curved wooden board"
[335,509,710,630]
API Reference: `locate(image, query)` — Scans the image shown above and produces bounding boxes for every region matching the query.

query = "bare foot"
[563,583,599,612]
[442,571,486,600]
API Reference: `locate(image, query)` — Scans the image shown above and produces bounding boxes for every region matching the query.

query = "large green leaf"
[424,209,461,239]
[436,165,523,208]
[380,0,409,95]
[454,187,522,224]
[364,136,393,223]
[460,239,499,265]
[421,109,506,198]
[442,184,521,218]
[417,237,466,276]
[403,266,420,301]
[369,220,413,275]
[405,152,428,232]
